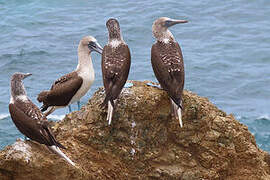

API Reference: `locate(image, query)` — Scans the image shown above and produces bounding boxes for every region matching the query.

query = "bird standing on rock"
[9,72,75,166]
[37,36,103,116]
[101,18,131,125]
[151,17,188,127]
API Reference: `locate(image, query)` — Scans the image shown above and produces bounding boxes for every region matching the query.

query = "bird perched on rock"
[37,36,103,116]
[9,72,75,166]
[101,18,131,125]
[151,17,188,127]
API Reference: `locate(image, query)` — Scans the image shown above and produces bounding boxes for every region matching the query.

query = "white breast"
[10,96,14,104]
[69,69,94,104]
[109,39,121,48]
[161,38,170,44]
[10,95,28,104]
[16,95,28,102]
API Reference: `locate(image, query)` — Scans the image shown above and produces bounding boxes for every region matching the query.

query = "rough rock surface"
[0,81,270,180]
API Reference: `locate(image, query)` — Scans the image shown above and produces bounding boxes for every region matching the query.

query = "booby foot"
[24,136,30,141]
[68,105,72,113]
[146,82,162,89]
[124,82,133,88]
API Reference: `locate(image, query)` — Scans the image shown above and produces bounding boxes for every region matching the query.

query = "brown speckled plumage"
[151,40,184,106]
[9,73,65,148]
[151,17,188,127]
[37,71,83,111]
[101,18,131,125]
[102,44,131,105]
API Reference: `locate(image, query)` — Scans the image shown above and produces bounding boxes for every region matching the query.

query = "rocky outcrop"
[0,81,270,180]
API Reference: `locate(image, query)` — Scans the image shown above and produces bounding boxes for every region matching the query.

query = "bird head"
[152,17,188,40]
[80,36,103,54]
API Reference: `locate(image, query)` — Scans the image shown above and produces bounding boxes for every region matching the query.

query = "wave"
[234,114,270,121]
[256,115,270,121]
[0,114,10,120]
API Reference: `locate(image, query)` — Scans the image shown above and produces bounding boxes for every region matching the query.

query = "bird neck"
[108,31,124,48]
[155,29,175,43]
[108,38,125,48]
[76,45,93,72]
[108,27,123,41]
[10,80,27,101]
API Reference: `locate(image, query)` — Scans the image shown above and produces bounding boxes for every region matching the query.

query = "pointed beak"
[94,42,103,54]
[23,73,32,79]
[165,19,188,28]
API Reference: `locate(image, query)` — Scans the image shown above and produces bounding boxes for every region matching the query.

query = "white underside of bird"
[43,67,94,116]
[69,69,94,105]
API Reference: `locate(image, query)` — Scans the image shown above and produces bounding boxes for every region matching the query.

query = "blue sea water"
[0,0,270,151]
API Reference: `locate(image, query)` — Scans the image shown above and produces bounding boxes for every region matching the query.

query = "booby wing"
[101,44,131,106]
[38,71,83,108]
[151,41,185,106]
[9,99,65,149]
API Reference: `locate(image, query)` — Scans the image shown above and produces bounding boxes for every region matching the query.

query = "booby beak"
[95,42,103,54]
[165,19,188,28]
[23,73,32,79]
[89,41,103,54]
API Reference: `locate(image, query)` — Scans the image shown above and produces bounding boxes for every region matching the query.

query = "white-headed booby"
[101,18,131,125]
[37,36,103,116]
[151,17,188,127]
[9,72,75,166]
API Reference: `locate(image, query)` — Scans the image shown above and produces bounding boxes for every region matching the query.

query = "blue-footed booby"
[101,18,131,125]
[9,72,75,166]
[37,36,103,116]
[151,17,188,127]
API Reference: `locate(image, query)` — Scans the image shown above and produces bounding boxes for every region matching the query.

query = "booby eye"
[164,20,173,27]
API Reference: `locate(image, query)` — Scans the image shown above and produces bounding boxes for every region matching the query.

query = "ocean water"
[0,0,270,151]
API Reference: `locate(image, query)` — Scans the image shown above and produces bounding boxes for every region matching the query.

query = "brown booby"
[9,72,75,166]
[151,17,188,127]
[101,18,131,125]
[37,36,103,116]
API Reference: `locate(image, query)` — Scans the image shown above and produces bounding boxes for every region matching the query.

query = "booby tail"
[42,124,66,149]
[107,100,114,125]
[48,145,75,166]
[100,92,111,108]
[100,98,115,125]
[171,98,183,128]
[40,104,49,112]
[100,92,116,125]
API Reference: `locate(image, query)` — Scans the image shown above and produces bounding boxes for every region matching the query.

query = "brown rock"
[0,80,269,180]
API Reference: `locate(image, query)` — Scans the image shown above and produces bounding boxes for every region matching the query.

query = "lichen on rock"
[0,80,270,180]
[5,139,32,163]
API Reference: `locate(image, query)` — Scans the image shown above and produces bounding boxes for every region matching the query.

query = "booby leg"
[48,145,75,166]
[77,101,80,110]
[44,106,56,117]
[170,99,183,128]
[68,105,72,113]
[107,100,114,125]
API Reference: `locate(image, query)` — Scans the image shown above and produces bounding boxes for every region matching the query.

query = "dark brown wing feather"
[38,71,83,107]
[101,43,131,106]
[9,99,65,148]
[151,41,185,106]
